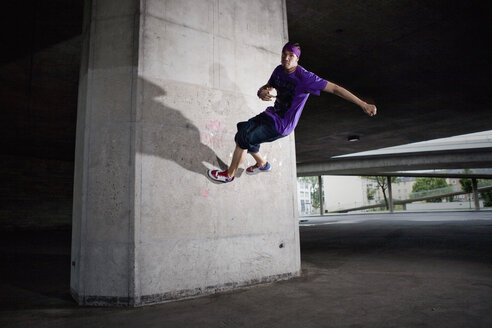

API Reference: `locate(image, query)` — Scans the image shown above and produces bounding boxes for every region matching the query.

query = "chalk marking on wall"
[201,120,228,149]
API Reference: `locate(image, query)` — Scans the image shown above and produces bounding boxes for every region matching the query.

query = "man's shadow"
[139,77,231,178]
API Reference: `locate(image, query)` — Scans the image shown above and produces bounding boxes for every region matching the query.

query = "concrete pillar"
[472,178,480,211]
[71,0,299,307]
[318,175,324,215]
[387,176,394,213]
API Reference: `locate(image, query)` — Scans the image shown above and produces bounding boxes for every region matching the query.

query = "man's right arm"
[257,84,275,101]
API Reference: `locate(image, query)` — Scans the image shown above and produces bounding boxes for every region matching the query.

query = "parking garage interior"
[1,1,492,327]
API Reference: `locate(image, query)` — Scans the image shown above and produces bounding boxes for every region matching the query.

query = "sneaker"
[246,162,271,175]
[207,169,234,183]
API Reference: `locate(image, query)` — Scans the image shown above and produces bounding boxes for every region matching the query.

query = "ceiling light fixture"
[347,135,360,142]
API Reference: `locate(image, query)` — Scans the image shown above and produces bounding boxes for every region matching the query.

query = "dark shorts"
[234,113,284,154]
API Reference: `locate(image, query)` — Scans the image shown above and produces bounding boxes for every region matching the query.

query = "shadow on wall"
[139,77,231,178]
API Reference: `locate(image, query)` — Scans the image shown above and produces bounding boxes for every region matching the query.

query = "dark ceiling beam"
[297,148,492,177]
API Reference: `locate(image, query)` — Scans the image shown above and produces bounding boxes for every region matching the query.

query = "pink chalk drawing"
[201,120,228,149]
[201,189,210,198]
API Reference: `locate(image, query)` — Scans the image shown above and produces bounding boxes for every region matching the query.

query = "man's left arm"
[323,81,377,117]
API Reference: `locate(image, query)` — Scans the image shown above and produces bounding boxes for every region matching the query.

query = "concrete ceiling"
[286,0,492,165]
[3,0,491,168]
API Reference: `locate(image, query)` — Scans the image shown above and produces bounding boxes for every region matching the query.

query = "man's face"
[281,50,299,71]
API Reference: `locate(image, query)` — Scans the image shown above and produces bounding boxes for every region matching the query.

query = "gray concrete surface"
[297,148,492,177]
[1,211,491,327]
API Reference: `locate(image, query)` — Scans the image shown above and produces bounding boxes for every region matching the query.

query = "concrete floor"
[1,211,492,327]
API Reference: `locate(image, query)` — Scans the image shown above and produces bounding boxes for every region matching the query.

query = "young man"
[207,42,377,183]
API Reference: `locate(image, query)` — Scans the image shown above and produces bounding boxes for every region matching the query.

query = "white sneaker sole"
[207,169,232,183]
[245,168,271,175]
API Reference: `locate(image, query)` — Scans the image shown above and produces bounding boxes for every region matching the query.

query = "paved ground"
[1,211,492,327]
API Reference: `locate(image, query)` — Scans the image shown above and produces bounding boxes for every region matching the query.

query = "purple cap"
[282,43,301,58]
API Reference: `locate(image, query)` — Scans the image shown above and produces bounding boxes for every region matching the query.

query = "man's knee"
[235,121,250,149]
[234,130,248,150]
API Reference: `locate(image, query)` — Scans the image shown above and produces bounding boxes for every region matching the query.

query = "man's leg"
[208,113,275,182]
[245,150,272,175]
[227,143,247,178]
[250,152,267,168]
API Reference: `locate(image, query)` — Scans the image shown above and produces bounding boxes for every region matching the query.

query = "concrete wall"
[323,176,365,213]
[71,0,300,306]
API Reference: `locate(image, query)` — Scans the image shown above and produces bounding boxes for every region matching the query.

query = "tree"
[459,169,473,194]
[364,176,399,210]
[366,187,376,201]
[460,171,492,207]
[411,177,450,202]
[298,176,320,210]
[482,190,492,207]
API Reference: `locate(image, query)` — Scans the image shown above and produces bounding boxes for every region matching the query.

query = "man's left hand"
[362,103,377,117]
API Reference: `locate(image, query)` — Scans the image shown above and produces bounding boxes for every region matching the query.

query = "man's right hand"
[258,86,276,101]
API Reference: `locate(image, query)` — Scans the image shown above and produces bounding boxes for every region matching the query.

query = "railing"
[406,180,492,200]
[479,180,492,188]
[326,184,492,214]
[409,185,459,199]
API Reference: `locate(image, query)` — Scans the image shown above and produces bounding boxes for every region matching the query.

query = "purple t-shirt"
[264,65,328,135]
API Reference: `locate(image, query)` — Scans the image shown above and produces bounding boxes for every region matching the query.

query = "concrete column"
[318,176,324,215]
[71,0,299,307]
[387,176,394,213]
[472,178,480,211]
